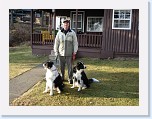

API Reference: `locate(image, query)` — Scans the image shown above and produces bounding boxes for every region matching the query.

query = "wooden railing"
[77,34,102,48]
[32,33,102,48]
[32,33,54,45]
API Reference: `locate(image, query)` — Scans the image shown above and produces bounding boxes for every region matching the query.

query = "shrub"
[9,23,31,47]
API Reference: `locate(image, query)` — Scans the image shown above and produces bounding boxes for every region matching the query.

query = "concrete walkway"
[9,64,45,104]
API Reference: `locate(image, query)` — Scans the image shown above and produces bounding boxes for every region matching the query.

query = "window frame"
[72,14,83,29]
[112,9,132,30]
[70,11,85,32]
[87,17,104,32]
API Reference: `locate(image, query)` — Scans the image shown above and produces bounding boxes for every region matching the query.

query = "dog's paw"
[57,91,61,94]
[78,88,81,91]
[49,93,53,96]
[43,91,48,93]
[82,86,87,90]
[71,86,75,88]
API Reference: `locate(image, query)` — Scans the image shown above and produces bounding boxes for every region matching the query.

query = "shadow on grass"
[74,58,139,68]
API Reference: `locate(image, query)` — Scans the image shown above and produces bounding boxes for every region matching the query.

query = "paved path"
[9,64,45,104]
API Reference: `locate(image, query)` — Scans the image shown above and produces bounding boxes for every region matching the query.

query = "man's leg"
[66,56,73,84]
[59,56,65,81]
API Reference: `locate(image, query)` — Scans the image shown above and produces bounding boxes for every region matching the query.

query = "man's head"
[63,19,70,31]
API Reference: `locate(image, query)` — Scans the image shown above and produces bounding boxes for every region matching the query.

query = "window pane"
[114,14,119,19]
[73,14,82,21]
[77,22,81,28]
[119,20,129,28]
[78,15,82,21]
[73,22,82,29]
[125,13,131,19]
[120,10,125,19]
[114,20,118,27]
[73,14,76,21]
[87,17,103,32]
[114,10,119,19]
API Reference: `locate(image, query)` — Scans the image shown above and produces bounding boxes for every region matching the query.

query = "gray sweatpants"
[58,56,73,81]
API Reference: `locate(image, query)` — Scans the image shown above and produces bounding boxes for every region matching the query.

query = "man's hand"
[72,53,76,60]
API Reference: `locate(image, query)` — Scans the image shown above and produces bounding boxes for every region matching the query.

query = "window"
[87,17,103,32]
[72,14,82,29]
[70,11,85,32]
[112,9,132,29]
[35,13,40,18]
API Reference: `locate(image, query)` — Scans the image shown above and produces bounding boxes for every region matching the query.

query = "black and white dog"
[43,61,64,96]
[71,61,99,91]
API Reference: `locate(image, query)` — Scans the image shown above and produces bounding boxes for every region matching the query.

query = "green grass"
[11,56,139,106]
[9,45,48,79]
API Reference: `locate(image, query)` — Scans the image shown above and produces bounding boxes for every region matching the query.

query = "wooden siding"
[102,9,139,55]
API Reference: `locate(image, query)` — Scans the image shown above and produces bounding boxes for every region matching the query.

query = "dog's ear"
[73,66,77,73]
[47,62,54,69]
[77,61,81,65]
[51,61,54,65]
[45,62,49,68]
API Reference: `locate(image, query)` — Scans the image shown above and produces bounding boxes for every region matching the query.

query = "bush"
[9,23,31,47]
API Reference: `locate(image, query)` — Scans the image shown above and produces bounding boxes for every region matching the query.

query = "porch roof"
[34,9,104,16]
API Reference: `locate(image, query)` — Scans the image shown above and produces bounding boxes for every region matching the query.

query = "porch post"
[41,11,44,27]
[52,9,56,41]
[30,9,33,48]
[75,9,78,34]
[49,12,52,33]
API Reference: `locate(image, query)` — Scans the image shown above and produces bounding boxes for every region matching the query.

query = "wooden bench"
[41,31,54,43]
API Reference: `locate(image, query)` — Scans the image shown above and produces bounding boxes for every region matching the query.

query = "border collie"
[43,61,64,96]
[71,61,99,91]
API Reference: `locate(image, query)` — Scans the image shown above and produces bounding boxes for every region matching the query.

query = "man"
[54,19,78,84]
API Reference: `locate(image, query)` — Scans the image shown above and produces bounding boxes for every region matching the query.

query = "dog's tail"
[89,78,99,83]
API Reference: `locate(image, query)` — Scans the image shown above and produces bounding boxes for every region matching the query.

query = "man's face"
[63,22,69,30]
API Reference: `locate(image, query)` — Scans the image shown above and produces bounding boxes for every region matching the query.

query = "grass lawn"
[11,52,139,106]
[9,44,48,79]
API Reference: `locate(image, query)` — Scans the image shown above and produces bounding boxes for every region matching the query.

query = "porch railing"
[32,33,54,45]
[77,34,102,48]
[32,33,102,48]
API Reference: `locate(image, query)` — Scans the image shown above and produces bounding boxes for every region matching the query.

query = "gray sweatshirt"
[54,29,78,56]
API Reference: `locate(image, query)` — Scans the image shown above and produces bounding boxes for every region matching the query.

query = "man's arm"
[72,31,78,60]
[73,32,78,54]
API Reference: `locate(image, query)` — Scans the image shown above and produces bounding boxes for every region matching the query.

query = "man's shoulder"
[70,29,76,34]
[57,30,63,34]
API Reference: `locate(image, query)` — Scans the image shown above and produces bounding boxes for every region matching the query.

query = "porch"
[32,33,104,58]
